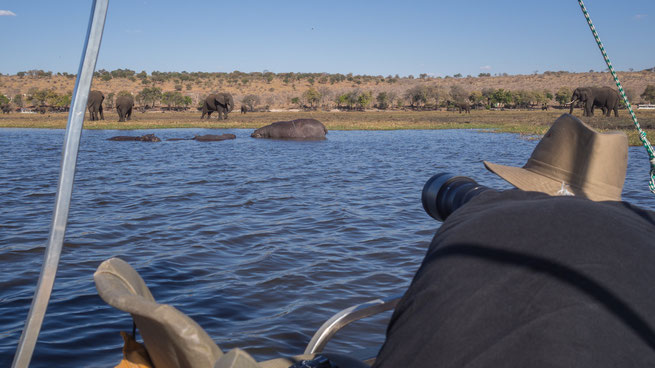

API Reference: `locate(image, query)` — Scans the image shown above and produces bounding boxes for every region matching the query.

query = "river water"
[1,127,653,367]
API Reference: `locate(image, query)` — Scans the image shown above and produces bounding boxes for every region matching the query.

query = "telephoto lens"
[421,173,493,222]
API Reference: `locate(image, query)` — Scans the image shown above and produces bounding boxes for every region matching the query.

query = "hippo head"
[251,126,267,138]
[140,134,161,142]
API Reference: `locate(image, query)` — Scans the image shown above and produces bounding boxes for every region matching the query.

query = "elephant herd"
[86,91,234,122]
[87,90,133,122]
[87,87,620,123]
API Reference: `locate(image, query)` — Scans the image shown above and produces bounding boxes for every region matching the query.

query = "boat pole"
[11,1,109,366]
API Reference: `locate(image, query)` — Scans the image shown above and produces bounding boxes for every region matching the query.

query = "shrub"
[555,87,572,106]
[641,85,655,104]
[376,92,389,109]
[302,88,321,108]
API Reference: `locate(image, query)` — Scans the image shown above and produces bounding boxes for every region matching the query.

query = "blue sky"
[0,0,653,77]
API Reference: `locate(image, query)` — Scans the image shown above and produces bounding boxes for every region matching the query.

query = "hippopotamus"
[167,134,236,142]
[193,134,236,142]
[108,134,161,142]
[251,119,327,140]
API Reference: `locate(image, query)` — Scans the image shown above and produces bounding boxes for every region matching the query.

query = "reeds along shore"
[1,109,654,146]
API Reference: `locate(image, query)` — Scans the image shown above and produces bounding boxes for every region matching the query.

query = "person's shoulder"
[603,200,655,226]
[455,189,655,227]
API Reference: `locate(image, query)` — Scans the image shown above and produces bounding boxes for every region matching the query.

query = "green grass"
[1,109,654,146]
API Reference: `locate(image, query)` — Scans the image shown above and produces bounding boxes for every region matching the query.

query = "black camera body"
[421,173,492,222]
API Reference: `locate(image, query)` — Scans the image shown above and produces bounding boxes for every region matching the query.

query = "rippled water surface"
[1,128,653,366]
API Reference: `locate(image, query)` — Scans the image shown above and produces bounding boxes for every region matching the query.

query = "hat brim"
[484,160,586,198]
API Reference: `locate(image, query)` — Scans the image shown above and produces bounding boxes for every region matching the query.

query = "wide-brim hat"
[484,114,628,201]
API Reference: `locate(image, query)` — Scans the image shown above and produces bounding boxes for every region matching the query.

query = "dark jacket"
[374,190,655,367]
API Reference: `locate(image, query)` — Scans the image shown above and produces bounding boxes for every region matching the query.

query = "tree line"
[284,85,655,111]
[3,67,655,112]
[130,87,192,110]
[3,84,655,113]
[4,68,403,88]
[78,69,404,86]
[0,87,72,111]
[0,87,196,111]
[9,67,652,89]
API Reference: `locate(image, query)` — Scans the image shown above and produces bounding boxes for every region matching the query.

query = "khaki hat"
[484,114,628,201]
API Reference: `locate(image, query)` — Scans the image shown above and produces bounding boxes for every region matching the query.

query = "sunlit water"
[0,127,653,367]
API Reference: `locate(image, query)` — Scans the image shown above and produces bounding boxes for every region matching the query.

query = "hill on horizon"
[2,68,655,110]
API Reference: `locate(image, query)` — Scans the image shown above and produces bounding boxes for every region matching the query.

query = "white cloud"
[634,14,647,20]
[0,10,16,16]
[480,65,492,70]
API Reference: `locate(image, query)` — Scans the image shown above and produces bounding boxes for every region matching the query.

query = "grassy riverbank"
[1,109,654,146]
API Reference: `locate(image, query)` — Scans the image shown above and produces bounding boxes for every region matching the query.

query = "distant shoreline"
[2,70,655,112]
[1,110,653,146]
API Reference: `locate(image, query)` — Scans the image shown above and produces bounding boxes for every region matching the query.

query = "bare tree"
[426,85,447,108]
[318,86,332,109]
[242,94,260,111]
[404,85,429,108]
[387,91,397,108]
[449,85,468,103]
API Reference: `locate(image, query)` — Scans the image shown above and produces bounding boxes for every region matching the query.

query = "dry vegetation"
[2,69,655,110]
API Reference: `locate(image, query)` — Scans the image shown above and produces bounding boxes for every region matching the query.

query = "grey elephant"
[456,101,471,114]
[251,118,327,140]
[87,90,104,121]
[241,105,247,114]
[446,100,470,114]
[569,87,619,117]
[200,93,234,120]
[1,105,11,114]
[116,95,134,122]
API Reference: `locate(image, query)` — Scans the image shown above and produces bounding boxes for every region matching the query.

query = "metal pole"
[12,1,109,366]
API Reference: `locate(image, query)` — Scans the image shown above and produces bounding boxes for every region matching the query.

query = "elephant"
[87,90,104,121]
[1,105,11,114]
[241,105,247,114]
[108,134,161,142]
[251,118,327,140]
[456,101,471,114]
[116,95,134,122]
[569,87,619,117]
[200,93,234,120]
[446,100,470,114]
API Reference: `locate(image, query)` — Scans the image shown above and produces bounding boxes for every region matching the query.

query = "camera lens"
[422,173,491,222]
